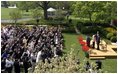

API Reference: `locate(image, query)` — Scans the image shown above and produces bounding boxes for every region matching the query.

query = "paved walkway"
[1,18,33,23]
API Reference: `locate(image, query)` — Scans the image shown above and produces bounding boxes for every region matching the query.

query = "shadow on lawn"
[62,32,78,35]
[105,56,117,59]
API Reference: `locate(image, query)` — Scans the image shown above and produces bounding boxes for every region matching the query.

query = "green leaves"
[34,45,106,73]
[72,1,117,23]
[17,1,34,12]
[32,8,42,19]
[9,9,22,24]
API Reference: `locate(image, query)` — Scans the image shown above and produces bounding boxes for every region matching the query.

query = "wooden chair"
[100,40,107,50]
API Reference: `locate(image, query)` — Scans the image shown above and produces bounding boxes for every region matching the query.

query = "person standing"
[5,56,14,73]
[1,58,6,73]
[92,34,96,49]
[30,52,36,72]
[86,36,91,47]
[95,60,102,70]
[22,53,29,73]
[23,37,27,47]
[96,31,100,50]
[14,59,21,73]
[85,61,91,71]
[36,50,42,63]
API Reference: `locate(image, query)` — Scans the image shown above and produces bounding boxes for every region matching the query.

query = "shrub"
[81,27,90,34]
[82,22,110,27]
[19,19,68,26]
[76,22,84,31]
[99,27,107,38]
[105,27,116,34]
[113,32,117,36]
[62,27,75,33]
[9,9,22,25]
[95,23,110,27]
[81,26,100,34]
[110,36,117,42]
[34,45,107,73]
[106,33,114,40]
[54,17,65,21]
[83,22,92,26]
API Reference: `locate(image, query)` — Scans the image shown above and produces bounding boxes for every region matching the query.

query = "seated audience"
[1,25,64,73]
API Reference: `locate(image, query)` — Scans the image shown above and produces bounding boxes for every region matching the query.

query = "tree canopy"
[72,1,117,23]
[17,1,34,12]
[2,1,117,22]
[9,9,22,24]
[32,8,42,24]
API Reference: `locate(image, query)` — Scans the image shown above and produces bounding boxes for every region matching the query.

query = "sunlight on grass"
[63,33,117,73]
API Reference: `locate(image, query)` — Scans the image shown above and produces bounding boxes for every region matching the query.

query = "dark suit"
[14,60,20,73]
[96,35,100,50]
[86,36,91,47]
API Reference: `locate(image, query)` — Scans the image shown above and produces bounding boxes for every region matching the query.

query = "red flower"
[77,36,83,43]
[82,45,89,52]
[80,41,86,46]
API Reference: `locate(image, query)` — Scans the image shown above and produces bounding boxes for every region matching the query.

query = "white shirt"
[21,50,30,59]
[29,41,35,51]
[3,27,8,34]
[5,59,14,68]
[36,51,42,63]
[54,47,58,57]
[23,38,27,44]
[31,53,36,61]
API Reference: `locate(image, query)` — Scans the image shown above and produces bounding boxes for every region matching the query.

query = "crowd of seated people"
[1,25,64,73]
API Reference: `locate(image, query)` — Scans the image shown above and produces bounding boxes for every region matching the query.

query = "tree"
[34,1,50,20]
[16,1,73,20]
[7,1,17,6]
[72,2,103,23]
[32,8,42,25]
[49,1,73,10]
[72,1,117,24]
[12,1,49,20]
[103,2,117,23]
[17,1,33,12]
[9,9,22,25]
[2,1,9,8]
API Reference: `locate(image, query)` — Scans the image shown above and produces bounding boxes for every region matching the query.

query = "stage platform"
[83,40,117,59]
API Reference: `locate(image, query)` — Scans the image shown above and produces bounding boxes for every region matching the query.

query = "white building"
[47,7,56,18]
[8,4,17,8]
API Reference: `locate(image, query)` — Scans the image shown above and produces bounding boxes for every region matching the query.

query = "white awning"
[47,7,56,12]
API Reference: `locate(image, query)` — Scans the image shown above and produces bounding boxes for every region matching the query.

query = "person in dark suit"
[95,60,102,70]
[86,36,91,47]
[96,31,100,50]
[22,53,29,73]
[14,59,21,73]
[1,58,6,73]
[85,61,91,71]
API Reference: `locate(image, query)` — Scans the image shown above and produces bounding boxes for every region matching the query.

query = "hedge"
[110,36,117,42]
[106,33,114,40]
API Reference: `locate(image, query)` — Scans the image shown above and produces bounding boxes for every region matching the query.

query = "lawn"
[63,33,117,73]
[1,7,32,19]
[1,7,117,73]
[1,7,17,19]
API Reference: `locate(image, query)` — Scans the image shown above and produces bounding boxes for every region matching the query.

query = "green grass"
[1,7,44,20]
[21,10,32,18]
[63,33,117,73]
[1,7,18,19]
[63,33,86,62]
[102,59,117,73]
[1,7,32,19]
